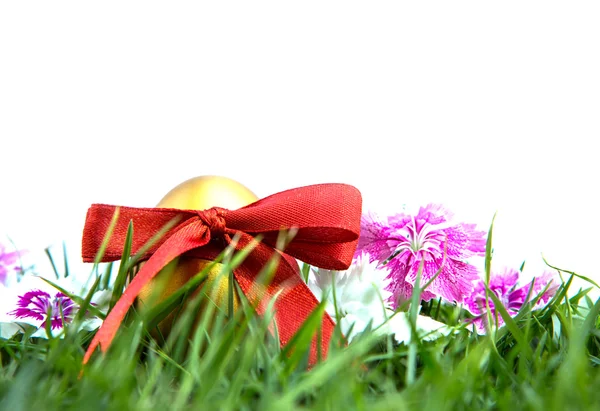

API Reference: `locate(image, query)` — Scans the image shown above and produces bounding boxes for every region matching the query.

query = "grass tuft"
[1,221,600,410]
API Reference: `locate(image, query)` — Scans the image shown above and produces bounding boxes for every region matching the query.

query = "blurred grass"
[1,228,600,410]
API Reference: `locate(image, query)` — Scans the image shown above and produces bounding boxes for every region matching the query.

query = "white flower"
[378,308,452,344]
[307,253,451,343]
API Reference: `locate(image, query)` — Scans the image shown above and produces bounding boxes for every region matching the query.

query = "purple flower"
[357,204,487,308]
[0,242,23,286]
[464,267,559,333]
[9,289,76,330]
[1,274,108,339]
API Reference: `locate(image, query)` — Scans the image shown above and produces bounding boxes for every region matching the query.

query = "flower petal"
[357,211,396,263]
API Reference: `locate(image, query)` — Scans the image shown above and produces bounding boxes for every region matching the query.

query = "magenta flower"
[9,290,76,330]
[464,268,559,333]
[0,242,23,286]
[357,204,487,308]
[1,274,108,339]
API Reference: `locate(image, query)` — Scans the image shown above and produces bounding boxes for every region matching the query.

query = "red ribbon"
[81,183,361,366]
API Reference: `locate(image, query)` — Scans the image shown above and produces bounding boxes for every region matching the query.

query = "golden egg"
[136,175,258,335]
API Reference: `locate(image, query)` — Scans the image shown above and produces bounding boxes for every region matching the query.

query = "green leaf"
[38,277,105,320]
[110,220,134,310]
[279,297,328,376]
[487,289,533,358]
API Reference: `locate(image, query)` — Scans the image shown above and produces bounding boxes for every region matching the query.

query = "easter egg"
[136,175,258,334]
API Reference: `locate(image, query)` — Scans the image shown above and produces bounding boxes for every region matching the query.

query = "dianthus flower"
[464,267,559,333]
[10,289,76,330]
[0,241,24,286]
[0,273,108,339]
[357,204,487,308]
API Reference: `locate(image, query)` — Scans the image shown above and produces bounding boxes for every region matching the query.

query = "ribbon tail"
[232,240,335,366]
[274,276,336,365]
[83,220,210,365]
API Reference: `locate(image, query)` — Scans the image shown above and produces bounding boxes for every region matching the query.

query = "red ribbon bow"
[81,183,362,366]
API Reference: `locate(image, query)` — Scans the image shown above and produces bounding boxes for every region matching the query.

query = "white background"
[1,2,598,293]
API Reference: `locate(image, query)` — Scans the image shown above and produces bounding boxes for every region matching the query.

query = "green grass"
[1,232,600,410]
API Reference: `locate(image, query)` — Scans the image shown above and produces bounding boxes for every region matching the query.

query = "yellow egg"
[136,175,258,335]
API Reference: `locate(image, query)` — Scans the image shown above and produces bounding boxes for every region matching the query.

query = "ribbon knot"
[196,207,227,238]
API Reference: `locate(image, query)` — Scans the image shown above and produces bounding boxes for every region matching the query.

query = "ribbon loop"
[196,207,227,238]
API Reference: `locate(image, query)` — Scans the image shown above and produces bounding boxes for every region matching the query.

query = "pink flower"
[464,267,559,333]
[0,242,24,286]
[357,204,487,308]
